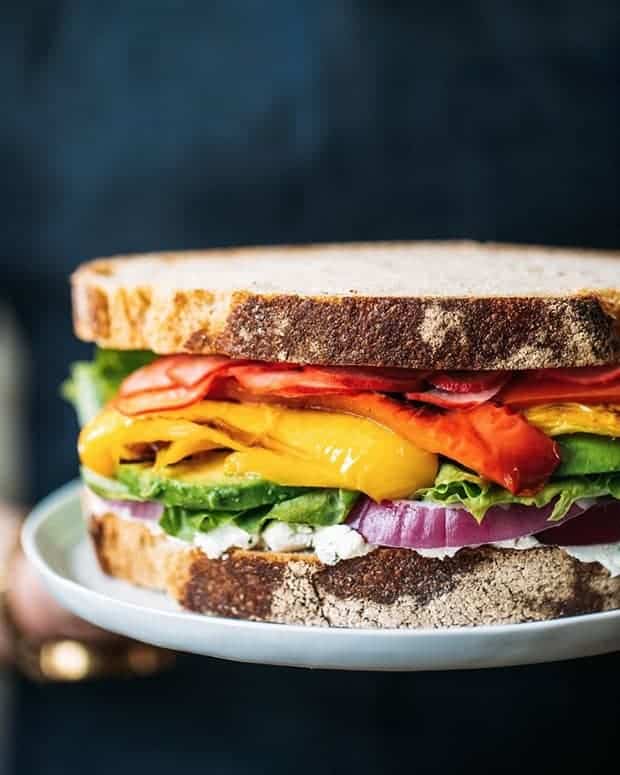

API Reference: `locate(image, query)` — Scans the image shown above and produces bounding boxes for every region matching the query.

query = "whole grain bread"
[72,241,620,370]
[89,512,620,628]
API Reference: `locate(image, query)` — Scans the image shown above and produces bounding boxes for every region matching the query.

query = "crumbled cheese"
[261,522,314,553]
[193,524,258,559]
[192,522,375,565]
[312,525,375,565]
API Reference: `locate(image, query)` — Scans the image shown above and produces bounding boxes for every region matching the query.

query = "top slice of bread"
[71,240,620,370]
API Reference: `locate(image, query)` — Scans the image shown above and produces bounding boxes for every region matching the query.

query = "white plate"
[22,481,620,671]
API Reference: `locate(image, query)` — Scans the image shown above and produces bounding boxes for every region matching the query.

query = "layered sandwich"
[65,242,620,627]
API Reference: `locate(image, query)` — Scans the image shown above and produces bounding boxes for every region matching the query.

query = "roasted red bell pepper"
[536,365,620,385]
[499,372,620,408]
[297,393,560,494]
[113,356,559,492]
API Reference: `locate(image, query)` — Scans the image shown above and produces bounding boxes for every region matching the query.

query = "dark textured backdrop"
[1,2,618,773]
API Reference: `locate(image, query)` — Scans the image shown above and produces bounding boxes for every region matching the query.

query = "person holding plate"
[0,3,618,775]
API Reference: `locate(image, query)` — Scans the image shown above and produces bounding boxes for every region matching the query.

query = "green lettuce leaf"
[417,462,620,522]
[62,348,156,425]
[159,489,359,541]
[159,505,255,542]
[259,489,359,529]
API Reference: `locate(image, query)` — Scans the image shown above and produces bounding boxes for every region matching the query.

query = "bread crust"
[71,241,620,369]
[89,512,620,628]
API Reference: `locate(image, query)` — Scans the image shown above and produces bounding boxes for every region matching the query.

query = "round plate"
[22,481,620,671]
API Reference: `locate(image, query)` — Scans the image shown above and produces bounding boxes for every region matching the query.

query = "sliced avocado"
[81,467,139,500]
[556,434,620,477]
[117,454,309,510]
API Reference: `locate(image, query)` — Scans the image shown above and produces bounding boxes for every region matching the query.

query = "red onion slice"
[536,500,620,546]
[427,371,509,393]
[404,382,507,409]
[347,497,592,550]
[83,488,164,522]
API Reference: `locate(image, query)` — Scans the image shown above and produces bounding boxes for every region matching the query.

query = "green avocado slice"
[555,434,620,477]
[82,467,139,500]
[117,456,310,511]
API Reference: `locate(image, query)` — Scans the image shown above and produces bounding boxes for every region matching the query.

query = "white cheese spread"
[413,546,462,560]
[414,535,540,560]
[414,535,620,576]
[261,522,314,553]
[312,525,375,565]
[560,543,620,577]
[491,535,542,551]
[193,524,259,559]
[191,521,375,565]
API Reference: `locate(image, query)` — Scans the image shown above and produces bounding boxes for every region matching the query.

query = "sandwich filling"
[65,350,620,571]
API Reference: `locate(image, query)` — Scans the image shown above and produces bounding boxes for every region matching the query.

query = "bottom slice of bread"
[89,511,620,628]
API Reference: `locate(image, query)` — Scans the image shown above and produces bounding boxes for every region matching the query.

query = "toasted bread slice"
[89,512,620,628]
[72,241,620,370]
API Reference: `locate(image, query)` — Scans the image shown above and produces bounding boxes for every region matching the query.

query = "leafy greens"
[159,489,359,541]
[418,462,620,522]
[62,348,156,424]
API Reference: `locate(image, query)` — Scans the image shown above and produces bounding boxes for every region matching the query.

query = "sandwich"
[64,241,620,628]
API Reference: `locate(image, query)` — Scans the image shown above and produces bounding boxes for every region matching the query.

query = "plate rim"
[22,479,620,641]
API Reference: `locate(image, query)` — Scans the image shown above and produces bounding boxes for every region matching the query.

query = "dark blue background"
[1,2,618,773]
